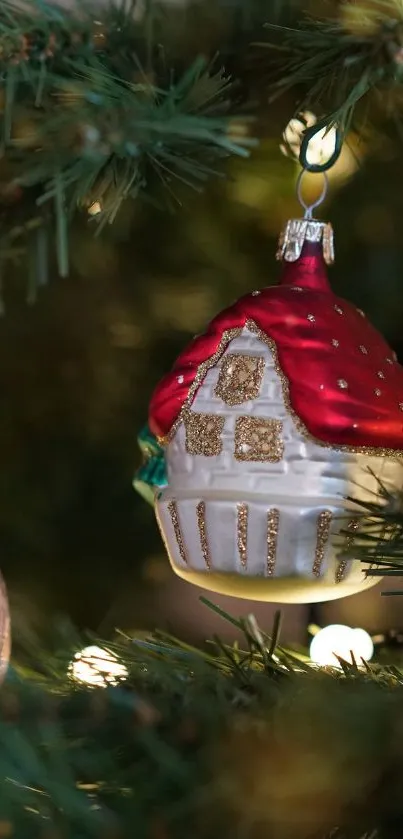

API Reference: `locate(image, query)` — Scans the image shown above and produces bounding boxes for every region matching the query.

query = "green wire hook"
[299,117,343,174]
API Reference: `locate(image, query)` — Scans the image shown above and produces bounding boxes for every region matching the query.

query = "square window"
[234,416,284,462]
[215,354,265,406]
[185,411,225,456]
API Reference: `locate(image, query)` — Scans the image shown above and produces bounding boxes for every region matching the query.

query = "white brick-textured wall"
[167,327,400,503]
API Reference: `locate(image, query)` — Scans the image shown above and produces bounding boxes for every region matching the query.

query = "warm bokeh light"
[281,112,338,168]
[88,201,102,216]
[69,645,128,687]
[340,0,392,36]
[310,624,374,668]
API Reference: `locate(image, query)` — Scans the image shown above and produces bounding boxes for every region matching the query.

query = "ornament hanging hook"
[299,117,343,173]
[296,169,329,219]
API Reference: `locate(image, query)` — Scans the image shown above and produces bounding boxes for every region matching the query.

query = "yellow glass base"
[170,563,380,604]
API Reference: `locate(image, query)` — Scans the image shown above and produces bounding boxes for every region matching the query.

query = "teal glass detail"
[133,425,167,506]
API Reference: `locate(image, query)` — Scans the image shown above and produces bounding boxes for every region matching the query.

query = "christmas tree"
[3,1,403,836]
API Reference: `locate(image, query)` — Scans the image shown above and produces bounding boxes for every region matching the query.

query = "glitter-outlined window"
[184,412,225,456]
[215,354,265,406]
[234,416,284,462]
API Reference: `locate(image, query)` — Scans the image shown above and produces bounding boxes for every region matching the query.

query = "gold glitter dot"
[332,339,339,347]
[291,286,303,292]
[359,345,368,354]
[307,314,316,323]
[251,290,261,296]
[399,402,403,411]
[177,375,184,384]
[375,388,382,396]
[215,354,265,406]
[386,358,394,365]
[334,305,343,314]
[313,510,332,577]
[267,509,280,576]
[237,503,248,568]
[377,371,385,379]
[337,379,348,390]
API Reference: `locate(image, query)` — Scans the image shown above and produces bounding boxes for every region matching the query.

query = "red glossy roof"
[149,243,403,453]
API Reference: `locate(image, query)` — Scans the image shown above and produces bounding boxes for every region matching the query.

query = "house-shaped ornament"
[149,220,403,603]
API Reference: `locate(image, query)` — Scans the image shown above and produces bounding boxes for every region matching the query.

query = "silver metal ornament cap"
[276,219,335,265]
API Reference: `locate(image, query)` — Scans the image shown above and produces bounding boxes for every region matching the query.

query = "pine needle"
[3,598,403,838]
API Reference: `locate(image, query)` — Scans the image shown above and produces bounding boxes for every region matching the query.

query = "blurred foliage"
[0,0,263,290]
[3,601,403,839]
[268,0,403,140]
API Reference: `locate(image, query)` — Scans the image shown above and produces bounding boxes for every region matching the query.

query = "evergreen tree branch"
[266,1,403,134]
[342,479,403,593]
[3,599,403,839]
[0,0,263,286]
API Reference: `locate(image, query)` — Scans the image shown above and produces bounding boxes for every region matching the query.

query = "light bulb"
[69,645,128,688]
[304,124,338,168]
[88,201,102,216]
[281,112,337,168]
[310,624,374,668]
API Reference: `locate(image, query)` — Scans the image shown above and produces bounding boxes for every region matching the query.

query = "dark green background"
[3,0,403,645]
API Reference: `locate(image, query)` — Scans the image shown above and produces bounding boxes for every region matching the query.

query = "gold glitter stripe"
[313,510,332,577]
[267,509,280,576]
[196,501,211,570]
[237,503,248,568]
[160,318,403,457]
[167,500,188,565]
[335,519,360,583]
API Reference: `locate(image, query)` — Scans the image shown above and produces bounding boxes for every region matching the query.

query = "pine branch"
[0,0,262,290]
[3,599,403,839]
[266,1,403,134]
[341,480,403,593]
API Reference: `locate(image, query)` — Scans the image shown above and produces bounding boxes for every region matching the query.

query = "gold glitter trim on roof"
[246,320,403,458]
[160,319,403,457]
[161,327,242,443]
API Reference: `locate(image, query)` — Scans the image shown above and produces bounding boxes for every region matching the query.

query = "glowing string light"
[69,645,128,688]
[310,624,374,668]
[281,112,338,169]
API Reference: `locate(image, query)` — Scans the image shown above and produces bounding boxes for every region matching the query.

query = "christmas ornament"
[147,172,403,603]
[0,575,10,682]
